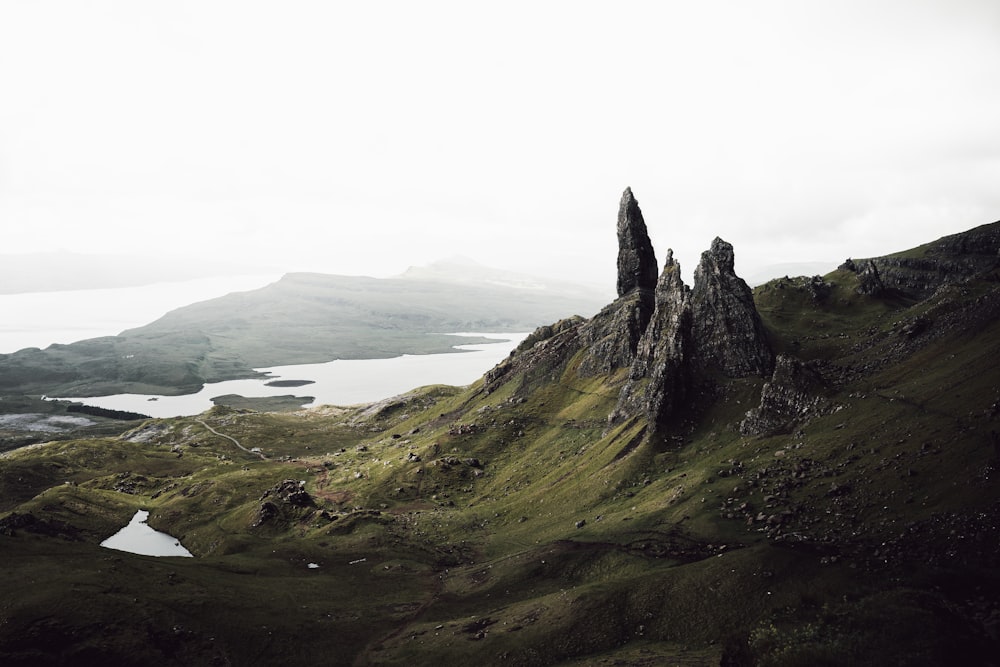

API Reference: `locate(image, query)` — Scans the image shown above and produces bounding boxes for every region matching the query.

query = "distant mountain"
[0,268,608,396]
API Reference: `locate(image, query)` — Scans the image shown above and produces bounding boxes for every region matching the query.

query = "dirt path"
[195,419,265,459]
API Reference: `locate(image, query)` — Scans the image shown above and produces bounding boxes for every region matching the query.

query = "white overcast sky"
[2,0,999,287]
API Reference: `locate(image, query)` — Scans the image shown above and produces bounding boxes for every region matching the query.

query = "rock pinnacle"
[616,187,658,297]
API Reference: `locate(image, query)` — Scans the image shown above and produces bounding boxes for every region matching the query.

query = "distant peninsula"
[0,266,609,397]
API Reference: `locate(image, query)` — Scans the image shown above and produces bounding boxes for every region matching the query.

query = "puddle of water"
[100,509,193,557]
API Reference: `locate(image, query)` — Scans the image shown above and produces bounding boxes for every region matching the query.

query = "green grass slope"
[1,240,999,665]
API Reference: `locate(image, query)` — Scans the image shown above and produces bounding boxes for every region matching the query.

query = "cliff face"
[842,220,1000,299]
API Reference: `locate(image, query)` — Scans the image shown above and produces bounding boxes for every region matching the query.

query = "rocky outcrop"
[691,238,774,378]
[251,479,315,528]
[616,187,658,297]
[612,250,692,426]
[856,260,884,296]
[740,355,831,436]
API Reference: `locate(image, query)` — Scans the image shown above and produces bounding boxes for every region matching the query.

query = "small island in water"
[263,379,315,388]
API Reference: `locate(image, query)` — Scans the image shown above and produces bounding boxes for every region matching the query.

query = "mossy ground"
[2,269,999,665]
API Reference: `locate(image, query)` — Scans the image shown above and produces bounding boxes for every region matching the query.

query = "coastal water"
[100,510,194,557]
[58,333,527,418]
[4,280,529,417]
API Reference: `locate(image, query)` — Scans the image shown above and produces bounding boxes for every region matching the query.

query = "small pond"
[100,510,193,557]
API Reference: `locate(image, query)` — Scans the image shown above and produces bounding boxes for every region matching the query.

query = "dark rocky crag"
[739,354,832,436]
[611,250,692,429]
[615,186,659,298]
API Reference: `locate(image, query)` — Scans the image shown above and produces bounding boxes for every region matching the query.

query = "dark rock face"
[577,290,656,377]
[740,355,831,436]
[691,238,774,378]
[616,187,659,298]
[612,250,692,426]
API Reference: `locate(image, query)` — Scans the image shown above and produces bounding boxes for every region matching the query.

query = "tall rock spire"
[616,187,658,297]
[577,188,659,377]
[611,249,692,427]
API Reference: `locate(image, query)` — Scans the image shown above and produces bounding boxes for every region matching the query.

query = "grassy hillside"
[1,234,998,665]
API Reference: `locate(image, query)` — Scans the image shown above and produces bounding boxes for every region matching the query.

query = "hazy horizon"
[2,2,999,290]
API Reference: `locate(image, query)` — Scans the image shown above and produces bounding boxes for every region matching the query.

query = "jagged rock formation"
[611,250,692,427]
[495,189,774,436]
[576,290,655,377]
[610,238,774,431]
[691,238,774,378]
[484,316,584,393]
[739,355,831,436]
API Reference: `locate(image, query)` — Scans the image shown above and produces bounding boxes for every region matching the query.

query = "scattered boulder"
[251,480,316,528]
